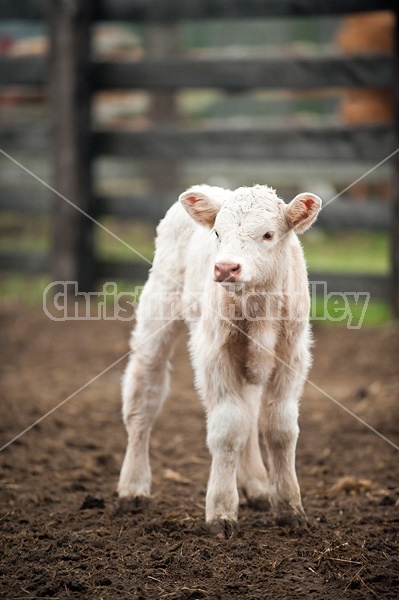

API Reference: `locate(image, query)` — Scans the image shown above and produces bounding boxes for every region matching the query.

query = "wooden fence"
[0,0,398,314]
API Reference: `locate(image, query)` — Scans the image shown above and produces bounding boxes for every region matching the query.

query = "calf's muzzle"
[214,262,242,283]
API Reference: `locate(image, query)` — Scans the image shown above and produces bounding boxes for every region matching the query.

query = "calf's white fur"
[118,184,321,536]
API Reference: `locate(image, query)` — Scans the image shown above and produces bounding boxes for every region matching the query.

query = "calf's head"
[179,184,321,288]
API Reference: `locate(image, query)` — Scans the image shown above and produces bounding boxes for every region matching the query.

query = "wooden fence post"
[392,9,399,318]
[145,24,180,196]
[48,0,95,292]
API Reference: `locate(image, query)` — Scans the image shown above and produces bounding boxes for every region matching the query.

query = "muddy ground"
[0,306,398,599]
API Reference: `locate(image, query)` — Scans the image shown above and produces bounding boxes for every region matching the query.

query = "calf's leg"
[118,281,183,506]
[192,326,270,535]
[261,355,308,526]
[206,400,252,536]
[237,384,270,510]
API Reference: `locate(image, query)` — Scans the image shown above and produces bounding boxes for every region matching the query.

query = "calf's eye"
[214,230,220,239]
[263,231,274,240]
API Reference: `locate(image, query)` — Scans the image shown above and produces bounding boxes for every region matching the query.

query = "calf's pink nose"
[214,262,241,282]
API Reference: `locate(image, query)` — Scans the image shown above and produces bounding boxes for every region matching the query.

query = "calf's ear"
[179,187,223,228]
[285,192,322,234]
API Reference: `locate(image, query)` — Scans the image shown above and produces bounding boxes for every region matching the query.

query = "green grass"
[0,275,52,308]
[304,231,391,325]
[302,230,390,275]
[310,295,391,327]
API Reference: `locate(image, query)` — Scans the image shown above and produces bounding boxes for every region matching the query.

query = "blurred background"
[0,2,396,324]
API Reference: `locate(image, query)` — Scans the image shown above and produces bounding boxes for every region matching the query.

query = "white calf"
[118,184,321,536]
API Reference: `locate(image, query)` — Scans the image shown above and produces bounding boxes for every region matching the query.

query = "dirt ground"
[0,305,398,599]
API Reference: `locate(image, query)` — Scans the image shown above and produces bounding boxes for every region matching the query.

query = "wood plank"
[0,188,390,232]
[316,199,389,232]
[0,251,49,274]
[94,0,394,21]
[94,55,392,91]
[47,0,96,291]
[0,251,150,283]
[144,24,181,202]
[98,260,150,282]
[0,188,174,221]
[0,55,392,90]
[309,273,388,301]
[14,122,395,162]
[98,194,174,221]
[0,0,44,20]
[0,186,50,214]
[0,124,48,152]
[0,0,393,21]
[99,195,391,231]
[0,56,45,86]
[95,125,394,162]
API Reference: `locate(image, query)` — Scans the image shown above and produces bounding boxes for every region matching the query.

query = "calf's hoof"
[274,506,308,529]
[117,495,150,514]
[208,518,237,539]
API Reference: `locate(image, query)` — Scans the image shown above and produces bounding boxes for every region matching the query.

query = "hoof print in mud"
[79,494,105,510]
[117,496,150,514]
[208,519,237,539]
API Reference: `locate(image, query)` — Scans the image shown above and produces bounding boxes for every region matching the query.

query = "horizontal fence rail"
[94,126,395,162]
[0,0,395,21]
[1,125,394,162]
[0,55,393,90]
[94,55,394,91]
[0,187,391,232]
